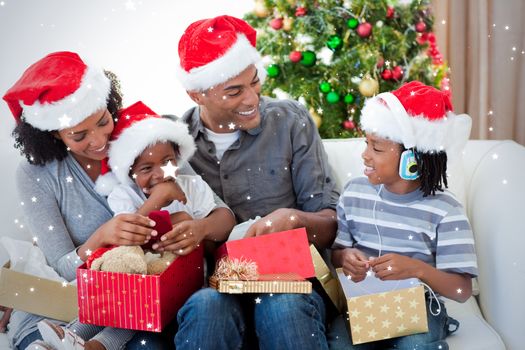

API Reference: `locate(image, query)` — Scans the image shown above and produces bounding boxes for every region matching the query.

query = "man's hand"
[244,208,302,238]
[339,248,370,283]
[369,253,423,281]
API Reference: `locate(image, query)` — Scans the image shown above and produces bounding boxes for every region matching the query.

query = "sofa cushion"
[446,298,505,349]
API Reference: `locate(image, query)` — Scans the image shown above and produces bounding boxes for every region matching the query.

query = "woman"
[3,51,234,350]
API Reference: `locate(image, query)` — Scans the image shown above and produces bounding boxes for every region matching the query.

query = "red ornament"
[416,33,427,45]
[289,51,303,63]
[343,120,355,130]
[392,66,403,80]
[357,22,372,38]
[295,6,307,17]
[415,21,427,33]
[386,6,395,19]
[381,69,393,80]
[270,18,283,30]
[376,57,384,68]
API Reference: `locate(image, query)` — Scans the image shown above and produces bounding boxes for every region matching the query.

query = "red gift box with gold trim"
[216,228,315,278]
[77,245,203,332]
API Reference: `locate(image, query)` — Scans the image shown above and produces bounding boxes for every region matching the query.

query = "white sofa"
[1,138,524,349]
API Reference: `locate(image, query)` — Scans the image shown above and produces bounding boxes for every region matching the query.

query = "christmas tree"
[245,0,449,139]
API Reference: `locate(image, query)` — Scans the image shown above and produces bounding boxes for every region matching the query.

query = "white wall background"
[0,0,253,253]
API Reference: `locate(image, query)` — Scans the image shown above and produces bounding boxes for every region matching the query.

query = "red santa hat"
[94,101,196,195]
[177,15,266,91]
[359,81,472,153]
[3,51,110,131]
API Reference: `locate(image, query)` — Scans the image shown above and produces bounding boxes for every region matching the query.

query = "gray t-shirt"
[182,96,340,222]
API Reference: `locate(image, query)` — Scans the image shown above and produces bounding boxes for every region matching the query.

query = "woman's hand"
[78,213,157,261]
[97,213,157,246]
[152,219,205,256]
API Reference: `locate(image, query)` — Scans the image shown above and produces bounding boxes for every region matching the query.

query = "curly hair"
[414,149,448,197]
[12,71,123,166]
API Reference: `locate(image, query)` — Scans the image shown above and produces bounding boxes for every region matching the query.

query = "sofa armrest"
[463,140,525,349]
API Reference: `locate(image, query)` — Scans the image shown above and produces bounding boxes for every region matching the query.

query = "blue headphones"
[399,149,419,180]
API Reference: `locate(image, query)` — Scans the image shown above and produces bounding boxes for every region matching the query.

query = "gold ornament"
[254,1,269,18]
[358,76,379,97]
[309,108,322,128]
[283,17,294,31]
[287,0,297,5]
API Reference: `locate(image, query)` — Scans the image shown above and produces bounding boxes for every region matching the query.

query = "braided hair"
[413,148,448,197]
[12,71,123,166]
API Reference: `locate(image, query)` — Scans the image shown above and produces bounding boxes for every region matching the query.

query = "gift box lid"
[0,261,77,322]
[216,228,315,278]
[310,245,345,313]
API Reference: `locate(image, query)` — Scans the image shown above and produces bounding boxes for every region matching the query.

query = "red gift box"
[77,245,203,332]
[216,228,315,279]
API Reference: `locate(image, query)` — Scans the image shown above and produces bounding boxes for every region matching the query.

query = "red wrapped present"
[77,245,203,332]
[216,228,315,279]
[142,210,172,251]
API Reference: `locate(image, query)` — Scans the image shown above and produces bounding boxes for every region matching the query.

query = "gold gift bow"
[213,257,258,281]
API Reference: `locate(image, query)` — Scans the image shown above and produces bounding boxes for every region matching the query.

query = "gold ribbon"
[212,257,259,281]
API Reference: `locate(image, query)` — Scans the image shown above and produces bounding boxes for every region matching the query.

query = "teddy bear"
[89,246,176,275]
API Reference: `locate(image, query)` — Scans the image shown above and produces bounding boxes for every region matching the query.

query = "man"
[170,15,339,350]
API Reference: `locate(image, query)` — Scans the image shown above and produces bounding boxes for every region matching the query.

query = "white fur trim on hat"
[21,65,111,131]
[108,118,196,186]
[360,92,472,153]
[176,34,266,91]
[94,171,119,197]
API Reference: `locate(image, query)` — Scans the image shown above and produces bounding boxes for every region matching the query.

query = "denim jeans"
[18,329,170,350]
[17,329,42,350]
[175,287,328,350]
[327,299,459,350]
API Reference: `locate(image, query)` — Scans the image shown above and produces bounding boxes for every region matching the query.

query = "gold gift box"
[310,245,345,313]
[209,273,312,294]
[336,268,428,345]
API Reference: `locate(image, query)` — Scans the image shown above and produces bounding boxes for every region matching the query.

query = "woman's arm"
[16,164,84,281]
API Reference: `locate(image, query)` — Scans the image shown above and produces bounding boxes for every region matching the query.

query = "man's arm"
[244,207,337,249]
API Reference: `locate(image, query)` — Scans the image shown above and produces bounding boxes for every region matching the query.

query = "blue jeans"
[175,287,328,350]
[18,329,170,350]
[327,299,459,350]
[17,329,42,350]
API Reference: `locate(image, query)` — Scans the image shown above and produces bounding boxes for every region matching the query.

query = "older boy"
[331,81,478,349]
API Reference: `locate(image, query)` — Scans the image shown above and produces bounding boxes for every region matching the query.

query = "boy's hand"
[341,248,370,282]
[369,253,423,280]
[146,180,187,207]
[152,218,205,256]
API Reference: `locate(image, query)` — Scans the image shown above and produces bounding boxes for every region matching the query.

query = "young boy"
[330,81,478,349]
[36,101,235,350]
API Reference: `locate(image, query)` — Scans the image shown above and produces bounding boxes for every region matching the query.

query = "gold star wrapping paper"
[336,268,428,344]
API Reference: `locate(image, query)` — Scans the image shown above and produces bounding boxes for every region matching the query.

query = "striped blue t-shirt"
[333,177,478,277]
